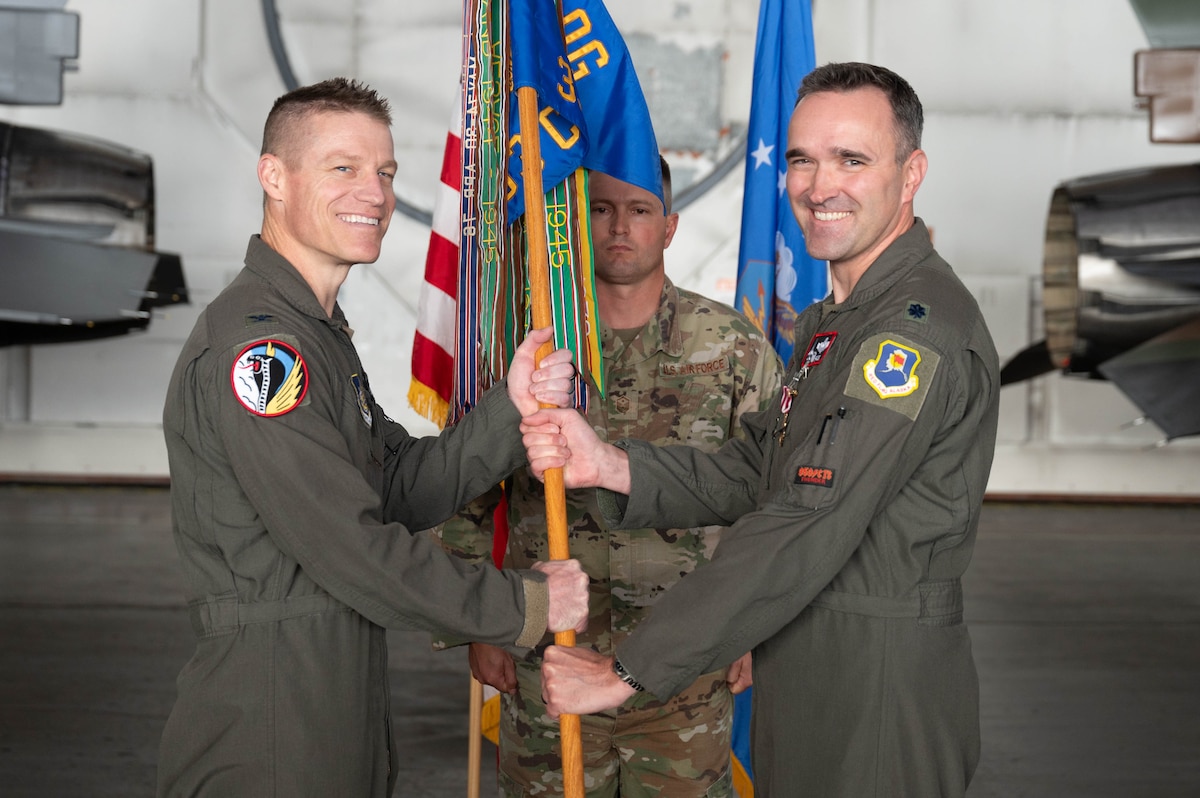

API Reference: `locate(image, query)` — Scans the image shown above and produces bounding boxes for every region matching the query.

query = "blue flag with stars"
[733,0,826,365]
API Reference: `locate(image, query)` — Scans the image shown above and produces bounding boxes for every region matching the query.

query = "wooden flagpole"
[516,83,586,798]
[466,676,483,798]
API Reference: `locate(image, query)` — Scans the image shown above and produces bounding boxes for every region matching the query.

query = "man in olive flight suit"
[158,78,588,798]
[528,62,1000,797]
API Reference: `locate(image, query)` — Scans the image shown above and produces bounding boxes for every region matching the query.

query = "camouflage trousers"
[497,661,734,797]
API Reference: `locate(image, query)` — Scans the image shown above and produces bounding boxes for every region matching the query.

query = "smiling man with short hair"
[157,77,589,798]
[529,62,1001,797]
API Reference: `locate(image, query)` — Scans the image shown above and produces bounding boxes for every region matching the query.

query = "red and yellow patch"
[795,465,835,488]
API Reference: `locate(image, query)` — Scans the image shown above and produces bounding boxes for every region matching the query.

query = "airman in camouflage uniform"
[437,161,782,797]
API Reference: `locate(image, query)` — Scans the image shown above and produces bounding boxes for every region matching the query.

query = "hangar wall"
[1,0,1198,496]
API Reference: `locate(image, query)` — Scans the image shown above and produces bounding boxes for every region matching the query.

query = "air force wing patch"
[844,333,940,421]
[231,339,308,417]
[865,340,921,398]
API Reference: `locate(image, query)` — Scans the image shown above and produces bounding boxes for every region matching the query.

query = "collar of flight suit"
[242,234,351,334]
[818,217,935,317]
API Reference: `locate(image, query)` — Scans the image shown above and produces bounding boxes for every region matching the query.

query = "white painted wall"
[1,0,1198,495]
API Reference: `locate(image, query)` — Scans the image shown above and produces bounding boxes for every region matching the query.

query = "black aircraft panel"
[0,120,188,346]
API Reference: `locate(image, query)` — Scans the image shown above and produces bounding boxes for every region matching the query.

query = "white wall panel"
[604,0,749,34]
[664,170,745,310]
[355,1,456,28]
[870,0,1148,114]
[275,20,356,86]
[200,0,289,148]
[67,0,199,95]
[30,335,173,424]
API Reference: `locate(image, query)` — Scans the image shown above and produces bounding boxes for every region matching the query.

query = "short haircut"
[659,154,673,215]
[796,62,923,162]
[261,77,392,162]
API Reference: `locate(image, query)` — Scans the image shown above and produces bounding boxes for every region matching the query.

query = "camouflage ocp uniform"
[437,277,782,797]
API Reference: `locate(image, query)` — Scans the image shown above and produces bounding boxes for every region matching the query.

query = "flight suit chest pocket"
[767,403,856,512]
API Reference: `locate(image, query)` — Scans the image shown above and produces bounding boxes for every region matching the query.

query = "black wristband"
[612,656,645,692]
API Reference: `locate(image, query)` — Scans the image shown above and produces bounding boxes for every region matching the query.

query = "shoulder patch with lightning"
[230,339,309,417]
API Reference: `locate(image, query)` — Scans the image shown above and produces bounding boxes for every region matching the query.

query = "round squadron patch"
[230,339,309,417]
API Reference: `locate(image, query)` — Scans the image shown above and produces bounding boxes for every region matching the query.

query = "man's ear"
[663,212,680,249]
[902,149,928,203]
[258,153,286,201]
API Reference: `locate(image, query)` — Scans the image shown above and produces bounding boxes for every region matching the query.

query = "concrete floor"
[0,484,1198,797]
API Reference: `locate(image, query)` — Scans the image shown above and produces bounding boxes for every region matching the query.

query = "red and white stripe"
[409,93,510,567]
[408,101,463,428]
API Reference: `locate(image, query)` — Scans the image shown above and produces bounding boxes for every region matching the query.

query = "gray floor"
[1,485,1198,797]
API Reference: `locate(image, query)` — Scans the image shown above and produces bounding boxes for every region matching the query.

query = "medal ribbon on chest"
[776,331,837,446]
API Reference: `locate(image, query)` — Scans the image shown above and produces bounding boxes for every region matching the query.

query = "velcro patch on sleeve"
[903,300,930,324]
[230,338,309,417]
[843,333,940,421]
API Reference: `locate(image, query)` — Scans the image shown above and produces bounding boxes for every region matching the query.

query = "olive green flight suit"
[601,220,1000,797]
[158,236,550,797]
